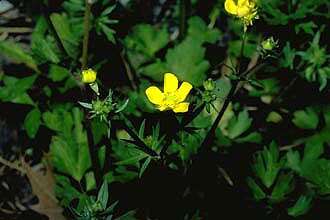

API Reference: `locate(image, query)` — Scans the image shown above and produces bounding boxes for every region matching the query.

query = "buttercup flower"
[224,0,258,26]
[82,68,97,83]
[145,73,192,113]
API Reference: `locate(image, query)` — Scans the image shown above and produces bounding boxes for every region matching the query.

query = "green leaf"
[140,60,167,82]
[187,16,221,44]
[247,177,266,201]
[49,64,70,82]
[227,110,252,139]
[286,150,301,173]
[252,142,283,188]
[50,13,79,58]
[0,40,38,72]
[288,194,313,217]
[43,107,73,133]
[0,75,37,105]
[164,37,209,86]
[139,157,151,178]
[49,107,91,181]
[100,23,116,43]
[280,42,296,69]
[303,138,324,163]
[270,173,295,203]
[295,21,317,35]
[32,34,61,64]
[292,107,319,130]
[124,24,169,67]
[97,180,109,209]
[235,132,262,143]
[24,108,41,138]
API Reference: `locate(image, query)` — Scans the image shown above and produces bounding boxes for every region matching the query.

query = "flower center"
[163,92,179,108]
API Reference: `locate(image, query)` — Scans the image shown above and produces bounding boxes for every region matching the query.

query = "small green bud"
[261,37,278,51]
[203,79,216,91]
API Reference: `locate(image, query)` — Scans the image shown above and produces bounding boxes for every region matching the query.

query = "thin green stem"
[198,31,250,152]
[237,31,247,74]
[81,0,92,70]
[179,0,188,40]
[81,0,102,187]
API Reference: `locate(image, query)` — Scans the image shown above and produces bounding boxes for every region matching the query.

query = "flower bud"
[203,79,216,91]
[82,68,97,83]
[261,37,278,51]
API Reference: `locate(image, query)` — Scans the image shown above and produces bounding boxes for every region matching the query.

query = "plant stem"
[160,103,205,157]
[179,0,188,40]
[199,80,239,151]
[199,31,248,152]
[237,31,247,74]
[82,0,92,70]
[85,117,102,186]
[81,0,102,187]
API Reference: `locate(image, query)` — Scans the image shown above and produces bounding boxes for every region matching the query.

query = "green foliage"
[292,107,319,130]
[125,16,221,86]
[31,17,61,64]
[260,0,329,25]
[0,75,37,105]
[48,107,91,181]
[24,108,41,138]
[1,0,330,218]
[296,31,330,90]
[124,24,170,68]
[288,194,313,217]
[0,40,38,72]
[50,13,80,58]
[251,142,283,188]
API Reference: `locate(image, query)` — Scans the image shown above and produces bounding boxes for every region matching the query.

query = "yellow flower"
[224,0,258,26]
[82,68,97,83]
[145,73,193,113]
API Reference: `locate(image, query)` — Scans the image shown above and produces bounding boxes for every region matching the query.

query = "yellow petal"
[237,5,250,17]
[145,86,164,105]
[164,73,178,93]
[173,102,189,113]
[238,0,248,7]
[157,105,168,111]
[82,68,97,83]
[177,82,192,102]
[224,0,237,15]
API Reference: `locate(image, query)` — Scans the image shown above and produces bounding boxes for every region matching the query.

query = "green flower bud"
[203,79,216,91]
[261,37,278,51]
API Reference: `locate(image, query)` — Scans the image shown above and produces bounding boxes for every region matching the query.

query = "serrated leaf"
[247,177,266,201]
[252,142,283,188]
[164,37,209,86]
[187,16,221,44]
[235,132,262,143]
[227,110,252,139]
[124,24,169,59]
[49,65,70,82]
[0,40,38,72]
[97,180,109,209]
[288,194,313,217]
[286,150,301,173]
[49,108,91,181]
[292,107,319,130]
[24,108,41,138]
[50,13,79,58]
[0,75,37,105]
[270,173,294,203]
